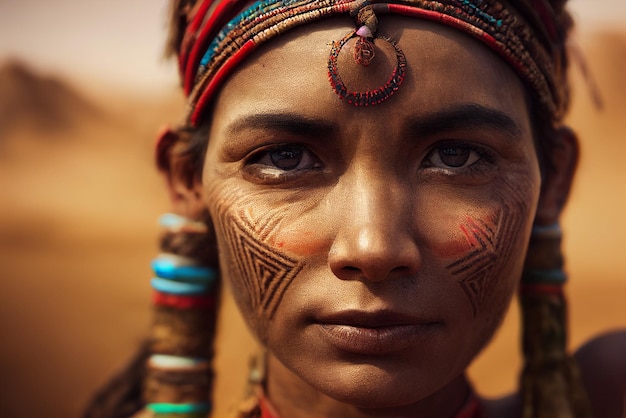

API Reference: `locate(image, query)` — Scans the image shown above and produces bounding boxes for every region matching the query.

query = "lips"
[316,310,441,355]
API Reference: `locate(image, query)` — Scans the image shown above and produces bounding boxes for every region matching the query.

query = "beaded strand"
[144,213,219,418]
[327,32,407,106]
[177,0,568,126]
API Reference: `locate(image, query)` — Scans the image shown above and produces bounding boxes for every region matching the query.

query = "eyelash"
[421,141,495,176]
[242,143,323,184]
[241,140,495,185]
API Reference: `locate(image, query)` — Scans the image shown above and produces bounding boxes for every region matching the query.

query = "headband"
[171,0,570,127]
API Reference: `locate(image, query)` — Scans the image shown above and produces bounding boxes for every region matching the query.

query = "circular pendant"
[328,32,407,107]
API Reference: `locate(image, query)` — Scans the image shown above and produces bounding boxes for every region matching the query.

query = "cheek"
[430,215,486,260]
[270,227,333,257]
[428,183,534,317]
[211,193,306,339]
[448,210,511,317]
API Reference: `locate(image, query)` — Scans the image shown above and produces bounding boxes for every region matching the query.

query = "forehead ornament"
[328,1,408,106]
[175,0,569,127]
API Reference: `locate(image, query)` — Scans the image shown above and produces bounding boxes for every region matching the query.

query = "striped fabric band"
[175,0,569,126]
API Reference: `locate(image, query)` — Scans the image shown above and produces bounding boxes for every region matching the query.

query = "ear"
[534,126,579,226]
[155,127,206,219]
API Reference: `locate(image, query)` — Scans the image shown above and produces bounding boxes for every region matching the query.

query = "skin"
[201,17,540,418]
[162,16,625,418]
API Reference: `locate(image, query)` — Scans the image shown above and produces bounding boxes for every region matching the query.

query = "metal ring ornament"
[327,31,407,106]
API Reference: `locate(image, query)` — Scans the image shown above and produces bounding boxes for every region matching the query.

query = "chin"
[304,360,452,409]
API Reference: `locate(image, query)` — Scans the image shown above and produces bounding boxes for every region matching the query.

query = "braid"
[82,342,150,418]
[82,121,216,418]
[142,212,220,418]
[517,5,590,413]
[519,224,593,418]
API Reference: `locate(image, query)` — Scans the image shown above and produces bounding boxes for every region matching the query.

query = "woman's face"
[201,17,541,407]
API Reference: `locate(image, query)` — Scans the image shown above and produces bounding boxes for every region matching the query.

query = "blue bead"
[522,268,567,284]
[159,213,187,229]
[147,402,211,414]
[199,0,290,68]
[151,258,216,283]
[151,277,212,295]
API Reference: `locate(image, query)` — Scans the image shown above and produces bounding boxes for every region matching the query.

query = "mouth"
[315,310,442,356]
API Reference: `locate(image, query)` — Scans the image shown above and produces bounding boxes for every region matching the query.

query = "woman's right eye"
[243,144,323,183]
[266,145,306,170]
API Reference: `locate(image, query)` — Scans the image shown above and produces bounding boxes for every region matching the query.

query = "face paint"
[209,189,307,339]
[221,212,305,320]
[447,181,529,316]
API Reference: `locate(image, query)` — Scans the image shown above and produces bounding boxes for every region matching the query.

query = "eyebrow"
[225,104,523,144]
[405,103,523,141]
[227,113,337,138]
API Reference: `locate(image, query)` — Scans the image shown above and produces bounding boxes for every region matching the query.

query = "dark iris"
[270,146,303,170]
[439,147,470,167]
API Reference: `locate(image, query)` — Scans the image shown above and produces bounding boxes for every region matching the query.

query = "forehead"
[210,16,531,137]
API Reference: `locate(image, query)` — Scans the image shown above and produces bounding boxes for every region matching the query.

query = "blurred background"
[0,1,624,417]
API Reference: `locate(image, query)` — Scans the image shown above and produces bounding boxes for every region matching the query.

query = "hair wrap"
[168,0,572,127]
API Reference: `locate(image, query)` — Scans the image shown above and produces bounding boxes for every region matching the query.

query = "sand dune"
[0,29,625,418]
[0,61,103,138]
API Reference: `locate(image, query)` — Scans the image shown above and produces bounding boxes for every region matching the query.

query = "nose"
[328,172,421,283]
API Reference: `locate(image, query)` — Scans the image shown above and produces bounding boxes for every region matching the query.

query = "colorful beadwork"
[144,213,218,418]
[353,35,376,66]
[160,213,208,234]
[328,31,407,106]
[147,402,212,414]
[522,268,567,284]
[522,223,566,286]
[152,255,217,283]
[175,0,568,126]
[151,277,213,295]
[153,290,216,309]
[149,354,210,371]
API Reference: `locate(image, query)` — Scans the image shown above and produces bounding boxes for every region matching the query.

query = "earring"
[143,213,219,418]
[235,349,268,418]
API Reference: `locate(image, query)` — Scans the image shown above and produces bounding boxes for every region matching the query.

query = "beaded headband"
[173,0,570,127]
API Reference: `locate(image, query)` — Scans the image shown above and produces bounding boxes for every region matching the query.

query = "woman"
[85,0,626,417]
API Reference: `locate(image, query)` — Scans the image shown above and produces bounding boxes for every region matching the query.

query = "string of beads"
[175,0,568,127]
[144,213,219,418]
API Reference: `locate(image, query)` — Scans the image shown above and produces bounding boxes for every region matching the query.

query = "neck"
[264,354,474,418]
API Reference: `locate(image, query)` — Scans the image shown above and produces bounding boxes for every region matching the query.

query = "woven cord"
[520,225,593,418]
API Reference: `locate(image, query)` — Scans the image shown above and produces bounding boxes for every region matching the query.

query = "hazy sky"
[0,0,624,90]
[0,0,175,90]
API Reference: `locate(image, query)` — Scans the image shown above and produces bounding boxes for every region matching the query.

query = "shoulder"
[481,330,626,418]
[575,329,626,418]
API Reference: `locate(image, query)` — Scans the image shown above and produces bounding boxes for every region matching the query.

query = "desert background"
[0,1,625,417]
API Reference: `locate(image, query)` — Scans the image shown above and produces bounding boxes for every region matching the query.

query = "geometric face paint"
[220,209,305,320]
[446,183,527,316]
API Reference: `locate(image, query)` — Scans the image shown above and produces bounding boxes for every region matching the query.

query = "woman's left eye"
[423,144,483,170]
